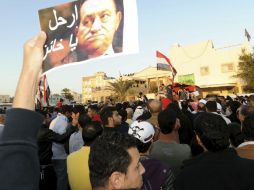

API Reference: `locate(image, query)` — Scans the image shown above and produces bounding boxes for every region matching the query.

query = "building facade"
[82,72,115,103]
[169,40,253,97]
[0,95,10,103]
[82,68,173,103]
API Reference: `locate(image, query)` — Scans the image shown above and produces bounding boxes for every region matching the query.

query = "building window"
[221,63,234,73]
[200,66,209,76]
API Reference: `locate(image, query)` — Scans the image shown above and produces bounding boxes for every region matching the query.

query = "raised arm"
[13,31,46,110]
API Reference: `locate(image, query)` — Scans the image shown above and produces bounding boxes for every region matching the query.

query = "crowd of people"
[2,32,254,190]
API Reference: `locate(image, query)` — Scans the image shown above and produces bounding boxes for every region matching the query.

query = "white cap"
[128,121,155,143]
[217,103,222,111]
[132,106,144,121]
[199,99,207,105]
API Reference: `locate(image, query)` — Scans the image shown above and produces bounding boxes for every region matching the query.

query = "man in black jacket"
[0,31,47,190]
[38,112,77,190]
[175,113,254,190]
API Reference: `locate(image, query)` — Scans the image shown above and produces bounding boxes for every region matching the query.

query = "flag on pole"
[156,51,177,77]
[36,75,51,107]
[245,28,251,41]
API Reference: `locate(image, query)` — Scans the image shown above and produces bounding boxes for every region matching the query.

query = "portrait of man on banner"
[39,0,127,73]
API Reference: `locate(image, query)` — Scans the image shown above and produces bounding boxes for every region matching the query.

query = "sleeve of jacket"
[0,108,43,190]
[48,125,77,143]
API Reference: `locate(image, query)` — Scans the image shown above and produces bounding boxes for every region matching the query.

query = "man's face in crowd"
[117,147,145,190]
[112,110,122,125]
[77,0,122,58]
[88,108,96,118]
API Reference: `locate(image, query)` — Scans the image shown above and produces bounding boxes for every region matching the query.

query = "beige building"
[132,66,173,91]
[82,68,173,103]
[82,72,115,103]
[0,95,10,103]
[169,40,253,97]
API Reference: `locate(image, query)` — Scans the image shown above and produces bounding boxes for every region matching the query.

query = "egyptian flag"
[43,75,51,104]
[156,51,177,77]
[36,75,50,107]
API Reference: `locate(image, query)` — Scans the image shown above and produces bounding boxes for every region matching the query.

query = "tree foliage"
[236,49,254,90]
[61,88,74,101]
[107,77,134,101]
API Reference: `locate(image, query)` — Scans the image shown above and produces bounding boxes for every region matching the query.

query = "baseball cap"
[128,121,155,143]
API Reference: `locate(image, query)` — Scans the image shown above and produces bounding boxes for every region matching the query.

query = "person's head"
[59,105,72,117]
[248,94,254,107]
[0,114,6,125]
[226,101,241,116]
[198,99,207,111]
[88,104,99,118]
[238,105,254,123]
[128,121,155,154]
[163,85,173,99]
[242,114,254,141]
[205,101,217,113]
[132,106,144,121]
[158,108,180,134]
[194,113,230,152]
[147,99,162,114]
[100,106,122,127]
[228,122,244,147]
[118,109,127,122]
[77,0,123,58]
[125,107,133,119]
[89,132,145,189]
[78,113,92,128]
[82,121,103,146]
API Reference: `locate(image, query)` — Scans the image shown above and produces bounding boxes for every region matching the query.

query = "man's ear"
[115,11,122,31]
[109,171,125,189]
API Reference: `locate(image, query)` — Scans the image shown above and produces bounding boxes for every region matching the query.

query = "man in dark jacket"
[175,113,254,190]
[0,31,47,190]
[37,112,77,190]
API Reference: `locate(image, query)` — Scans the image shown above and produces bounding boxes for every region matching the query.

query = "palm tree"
[61,88,74,102]
[107,77,134,101]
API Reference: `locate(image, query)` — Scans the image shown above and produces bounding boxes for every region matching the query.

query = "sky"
[0,0,254,96]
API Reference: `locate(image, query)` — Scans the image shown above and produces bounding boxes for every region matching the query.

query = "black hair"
[88,104,99,112]
[99,106,117,126]
[82,121,103,146]
[239,105,254,118]
[242,114,254,141]
[135,139,152,153]
[115,103,123,111]
[205,101,217,112]
[194,113,229,152]
[158,108,177,134]
[228,122,244,147]
[248,94,254,102]
[227,101,241,114]
[118,109,127,122]
[78,113,92,128]
[89,132,137,188]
